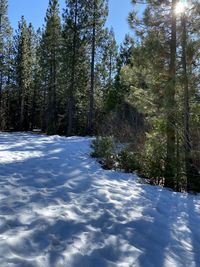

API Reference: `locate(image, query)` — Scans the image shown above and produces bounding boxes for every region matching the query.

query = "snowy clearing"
[0,133,200,267]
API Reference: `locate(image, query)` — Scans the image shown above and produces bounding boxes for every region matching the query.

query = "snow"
[0,132,200,267]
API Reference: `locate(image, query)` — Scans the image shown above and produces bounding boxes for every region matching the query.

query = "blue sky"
[8,0,132,44]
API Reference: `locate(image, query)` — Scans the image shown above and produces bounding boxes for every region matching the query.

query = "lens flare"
[175,1,188,14]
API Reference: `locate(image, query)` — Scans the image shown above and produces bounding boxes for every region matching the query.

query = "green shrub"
[91,136,114,158]
[118,149,141,173]
[91,136,116,169]
[142,133,166,182]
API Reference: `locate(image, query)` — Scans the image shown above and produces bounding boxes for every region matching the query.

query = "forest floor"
[0,132,200,267]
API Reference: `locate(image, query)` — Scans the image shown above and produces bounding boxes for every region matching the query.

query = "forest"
[0,0,200,192]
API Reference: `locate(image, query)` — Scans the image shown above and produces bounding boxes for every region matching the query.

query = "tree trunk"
[87,0,96,135]
[181,12,191,190]
[0,71,2,129]
[0,13,2,129]
[20,83,25,130]
[53,48,57,133]
[30,84,36,130]
[5,65,11,130]
[67,0,78,136]
[47,53,56,134]
[42,83,47,132]
[165,0,177,189]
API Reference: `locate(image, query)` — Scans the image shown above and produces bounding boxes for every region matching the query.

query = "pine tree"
[95,27,118,114]
[177,0,200,190]
[106,34,134,112]
[41,0,63,134]
[127,0,180,188]
[29,27,42,130]
[119,0,200,190]
[86,0,108,134]
[14,16,33,130]
[0,0,12,129]
[165,0,177,188]
[63,0,89,135]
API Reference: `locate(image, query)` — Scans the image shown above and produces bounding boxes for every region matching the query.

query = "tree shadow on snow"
[0,133,200,267]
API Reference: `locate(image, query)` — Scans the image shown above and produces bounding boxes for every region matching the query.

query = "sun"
[175,1,188,14]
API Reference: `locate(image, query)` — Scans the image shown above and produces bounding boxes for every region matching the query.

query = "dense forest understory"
[0,0,200,192]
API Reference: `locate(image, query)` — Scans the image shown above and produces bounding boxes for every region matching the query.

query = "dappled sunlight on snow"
[0,150,44,164]
[0,132,200,266]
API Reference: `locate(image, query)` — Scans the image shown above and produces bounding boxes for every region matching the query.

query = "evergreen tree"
[165,0,177,188]
[0,0,12,129]
[177,0,200,190]
[63,0,89,135]
[104,34,133,112]
[86,0,108,134]
[99,28,118,105]
[41,0,63,134]
[114,0,200,191]
[94,27,118,118]
[14,17,34,130]
[29,27,42,130]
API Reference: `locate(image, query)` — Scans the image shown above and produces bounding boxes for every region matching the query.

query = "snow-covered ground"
[0,133,200,267]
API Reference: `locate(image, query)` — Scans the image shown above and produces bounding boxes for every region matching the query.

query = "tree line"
[1,0,200,191]
[124,0,200,191]
[92,0,200,192]
[0,0,117,135]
